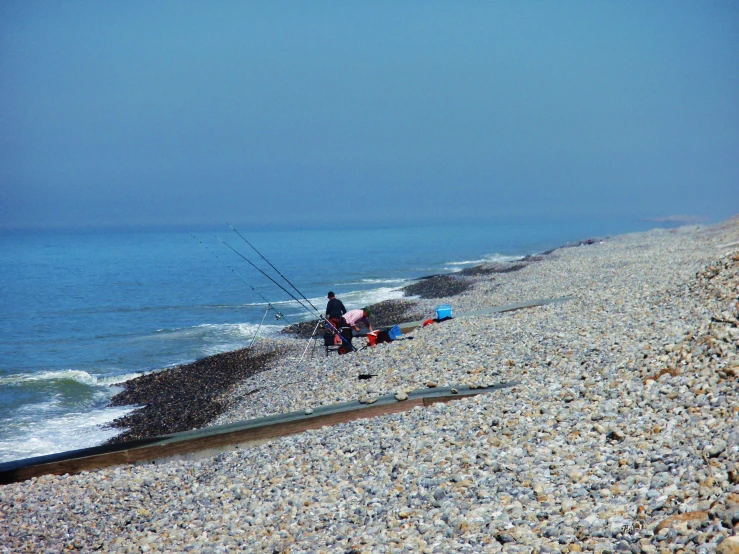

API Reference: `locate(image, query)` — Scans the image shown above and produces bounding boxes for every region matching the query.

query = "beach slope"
[2,219,738,553]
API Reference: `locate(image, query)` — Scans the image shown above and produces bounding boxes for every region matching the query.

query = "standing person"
[324,292,348,351]
[325,291,347,320]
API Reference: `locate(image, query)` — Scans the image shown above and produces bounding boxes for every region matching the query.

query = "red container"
[367,331,379,346]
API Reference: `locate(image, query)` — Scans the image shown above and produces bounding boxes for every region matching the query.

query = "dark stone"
[525,237,607,259]
[280,319,323,337]
[495,533,515,544]
[401,274,472,299]
[458,262,527,276]
[366,299,426,328]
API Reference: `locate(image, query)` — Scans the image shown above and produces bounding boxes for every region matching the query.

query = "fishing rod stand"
[296,319,323,367]
[247,306,273,358]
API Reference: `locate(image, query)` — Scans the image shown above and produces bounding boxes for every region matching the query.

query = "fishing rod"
[190,234,304,340]
[217,237,316,316]
[219,235,357,352]
[227,223,321,313]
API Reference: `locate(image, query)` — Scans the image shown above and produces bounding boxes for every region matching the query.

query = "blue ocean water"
[0,219,657,462]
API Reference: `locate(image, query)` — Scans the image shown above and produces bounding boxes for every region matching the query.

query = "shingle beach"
[2,218,739,553]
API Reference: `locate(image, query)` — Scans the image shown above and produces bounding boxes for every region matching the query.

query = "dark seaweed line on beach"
[105,347,286,444]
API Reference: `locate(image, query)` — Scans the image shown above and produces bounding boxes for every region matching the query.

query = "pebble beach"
[2,218,739,553]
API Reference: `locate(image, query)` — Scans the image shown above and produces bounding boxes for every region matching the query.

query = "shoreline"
[105,343,288,444]
[3,218,739,552]
[280,238,606,338]
[105,238,604,444]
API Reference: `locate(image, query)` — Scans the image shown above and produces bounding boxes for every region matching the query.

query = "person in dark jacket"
[324,292,349,351]
[325,291,347,320]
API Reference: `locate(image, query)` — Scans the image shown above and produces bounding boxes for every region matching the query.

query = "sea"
[0,218,661,463]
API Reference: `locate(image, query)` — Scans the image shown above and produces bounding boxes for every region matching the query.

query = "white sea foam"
[337,287,406,309]
[155,321,285,340]
[0,369,101,387]
[245,287,407,318]
[195,321,284,336]
[444,253,524,266]
[213,285,412,314]
[236,298,316,308]
[0,368,148,388]
[0,405,136,463]
[336,278,411,286]
[237,299,296,308]
[101,372,147,386]
[184,321,287,358]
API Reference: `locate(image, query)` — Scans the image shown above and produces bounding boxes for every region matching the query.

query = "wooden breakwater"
[0,383,517,485]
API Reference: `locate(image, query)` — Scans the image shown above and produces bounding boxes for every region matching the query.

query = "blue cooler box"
[436,304,452,319]
[388,325,402,340]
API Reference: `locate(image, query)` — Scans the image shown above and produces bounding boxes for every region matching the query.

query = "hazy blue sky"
[1,2,737,229]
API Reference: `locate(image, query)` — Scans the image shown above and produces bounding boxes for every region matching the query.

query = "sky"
[0,1,737,230]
